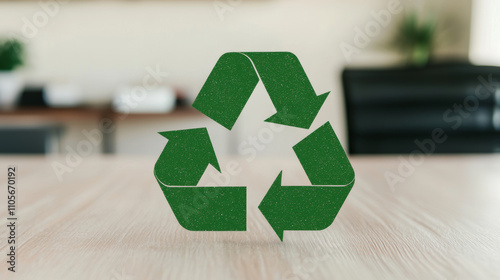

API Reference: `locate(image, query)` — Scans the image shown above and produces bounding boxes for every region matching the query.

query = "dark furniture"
[0,126,63,154]
[342,63,500,154]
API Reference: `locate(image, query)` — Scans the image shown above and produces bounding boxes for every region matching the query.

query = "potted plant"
[0,38,24,109]
[396,12,435,67]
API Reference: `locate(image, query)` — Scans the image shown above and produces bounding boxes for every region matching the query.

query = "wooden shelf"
[0,106,202,121]
[0,106,204,154]
[107,107,203,120]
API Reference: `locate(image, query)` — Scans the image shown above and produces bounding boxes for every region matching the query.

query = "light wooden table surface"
[1,155,499,280]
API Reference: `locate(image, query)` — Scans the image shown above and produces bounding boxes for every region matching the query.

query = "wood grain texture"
[0,155,499,280]
[0,107,201,122]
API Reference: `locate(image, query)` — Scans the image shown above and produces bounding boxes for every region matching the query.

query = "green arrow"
[154,127,246,231]
[244,52,330,129]
[192,53,259,131]
[192,52,329,130]
[258,122,355,241]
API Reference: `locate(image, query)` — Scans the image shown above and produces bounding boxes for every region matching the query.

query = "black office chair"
[342,63,500,154]
[0,125,63,154]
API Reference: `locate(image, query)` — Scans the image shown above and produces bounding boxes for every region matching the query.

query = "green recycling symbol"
[154,52,355,241]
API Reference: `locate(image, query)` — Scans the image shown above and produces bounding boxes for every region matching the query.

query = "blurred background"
[0,0,498,157]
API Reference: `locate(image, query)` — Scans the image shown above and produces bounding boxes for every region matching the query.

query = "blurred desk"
[0,106,201,121]
[0,155,499,279]
[0,107,104,121]
[0,107,202,153]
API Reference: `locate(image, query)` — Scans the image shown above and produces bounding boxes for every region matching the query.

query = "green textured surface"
[154,128,246,231]
[155,52,355,240]
[258,122,355,241]
[192,52,329,130]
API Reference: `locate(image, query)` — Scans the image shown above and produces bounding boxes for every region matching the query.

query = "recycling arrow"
[153,128,246,231]
[258,122,355,241]
[154,52,355,241]
[192,52,330,130]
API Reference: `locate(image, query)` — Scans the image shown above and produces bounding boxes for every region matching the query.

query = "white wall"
[470,0,500,65]
[0,0,472,155]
